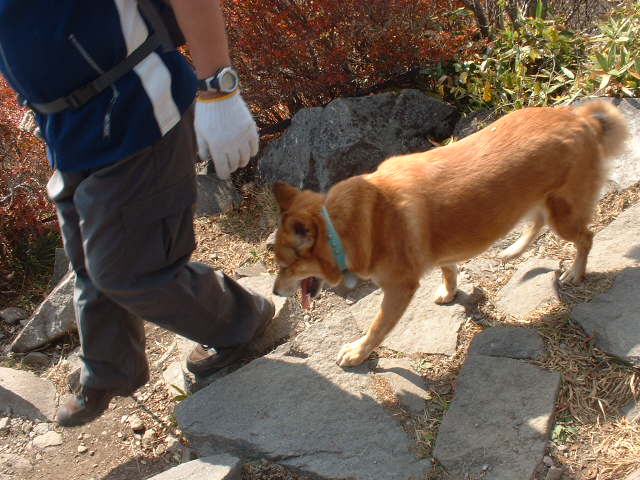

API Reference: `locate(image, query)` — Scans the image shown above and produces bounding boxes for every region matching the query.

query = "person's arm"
[169,0,230,80]
[169,0,259,179]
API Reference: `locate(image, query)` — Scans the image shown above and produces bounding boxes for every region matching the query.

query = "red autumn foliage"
[0,76,57,298]
[223,0,477,126]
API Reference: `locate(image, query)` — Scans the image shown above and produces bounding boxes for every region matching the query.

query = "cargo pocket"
[121,175,196,279]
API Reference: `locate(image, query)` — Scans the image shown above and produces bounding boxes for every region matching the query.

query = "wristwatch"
[197,66,240,93]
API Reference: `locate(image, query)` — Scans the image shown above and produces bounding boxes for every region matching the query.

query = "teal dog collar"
[320,206,358,289]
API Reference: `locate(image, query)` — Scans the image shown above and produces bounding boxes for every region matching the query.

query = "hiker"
[0,0,275,426]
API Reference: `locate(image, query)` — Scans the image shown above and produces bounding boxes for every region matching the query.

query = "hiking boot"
[56,369,149,427]
[55,386,117,427]
[186,295,275,376]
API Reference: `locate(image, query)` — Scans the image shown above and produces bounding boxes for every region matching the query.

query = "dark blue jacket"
[0,0,197,171]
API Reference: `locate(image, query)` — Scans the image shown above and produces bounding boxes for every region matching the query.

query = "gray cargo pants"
[46,109,265,392]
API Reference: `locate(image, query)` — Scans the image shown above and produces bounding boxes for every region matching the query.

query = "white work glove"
[194,91,259,179]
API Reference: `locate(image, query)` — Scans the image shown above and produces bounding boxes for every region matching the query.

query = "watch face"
[218,70,238,93]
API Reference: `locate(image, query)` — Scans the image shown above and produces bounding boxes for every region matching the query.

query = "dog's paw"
[434,284,457,304]
[336,338,369,367]
[559,268,584,284]
[498,250,517,263]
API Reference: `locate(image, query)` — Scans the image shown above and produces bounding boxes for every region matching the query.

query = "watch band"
[197,66,239,93]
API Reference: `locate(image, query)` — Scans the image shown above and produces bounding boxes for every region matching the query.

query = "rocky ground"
[2,180,640,480]
[1,94,639,480]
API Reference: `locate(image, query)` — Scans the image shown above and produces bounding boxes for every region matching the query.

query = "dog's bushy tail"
[573,100,629,159]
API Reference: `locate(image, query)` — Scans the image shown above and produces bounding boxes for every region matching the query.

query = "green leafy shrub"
[589,2,640,96]
[425,0,640,117]
[424,3,588,115]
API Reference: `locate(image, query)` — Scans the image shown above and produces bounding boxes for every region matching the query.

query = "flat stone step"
[434,327,559,480]
[348,270,467,356]
[175,308,430,480]
[468,326,546,360]
[496,258,559,319]
[147,454,241,480]
[572,267,640,366]
[588,201,640,274]
[373,358,430,415]
[0,367,57,421]
[163,274,299,393]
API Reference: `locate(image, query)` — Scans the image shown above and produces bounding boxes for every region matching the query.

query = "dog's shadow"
[520,266,555,283]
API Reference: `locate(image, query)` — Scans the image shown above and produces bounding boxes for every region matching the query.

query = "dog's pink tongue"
[301,278,312,310]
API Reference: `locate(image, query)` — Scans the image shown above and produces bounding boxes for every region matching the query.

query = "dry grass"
[192,182,279,276]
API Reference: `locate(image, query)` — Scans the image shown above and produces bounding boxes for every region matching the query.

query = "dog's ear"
[272,181,300,212]
[285,216,316,250]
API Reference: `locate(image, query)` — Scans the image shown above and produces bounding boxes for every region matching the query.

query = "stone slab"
[11,272,76,353]
[0,367,57,421]
[469,326,546,360]
[497,258,559,319]
[374,358,429,415]
[572,267,640,366]
[176,309,430,480]
[235,263,268,278]
[433,355,560,480]
[588,202,640,274]
[148,454,241,480]
[348,270,466,356]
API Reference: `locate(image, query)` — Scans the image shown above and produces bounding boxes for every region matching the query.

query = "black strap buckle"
[66,91,83,110]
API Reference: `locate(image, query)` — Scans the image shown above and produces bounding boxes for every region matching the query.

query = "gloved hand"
[194,91,259,179]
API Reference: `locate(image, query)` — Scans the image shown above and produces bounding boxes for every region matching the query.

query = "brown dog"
[272,101,628,367]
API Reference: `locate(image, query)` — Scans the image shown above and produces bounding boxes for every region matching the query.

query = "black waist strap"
[26,33,161,115]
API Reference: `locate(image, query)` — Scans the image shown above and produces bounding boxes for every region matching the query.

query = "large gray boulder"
[11,272,76,353]
[194,174,240,216]
[259,89,459,191]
